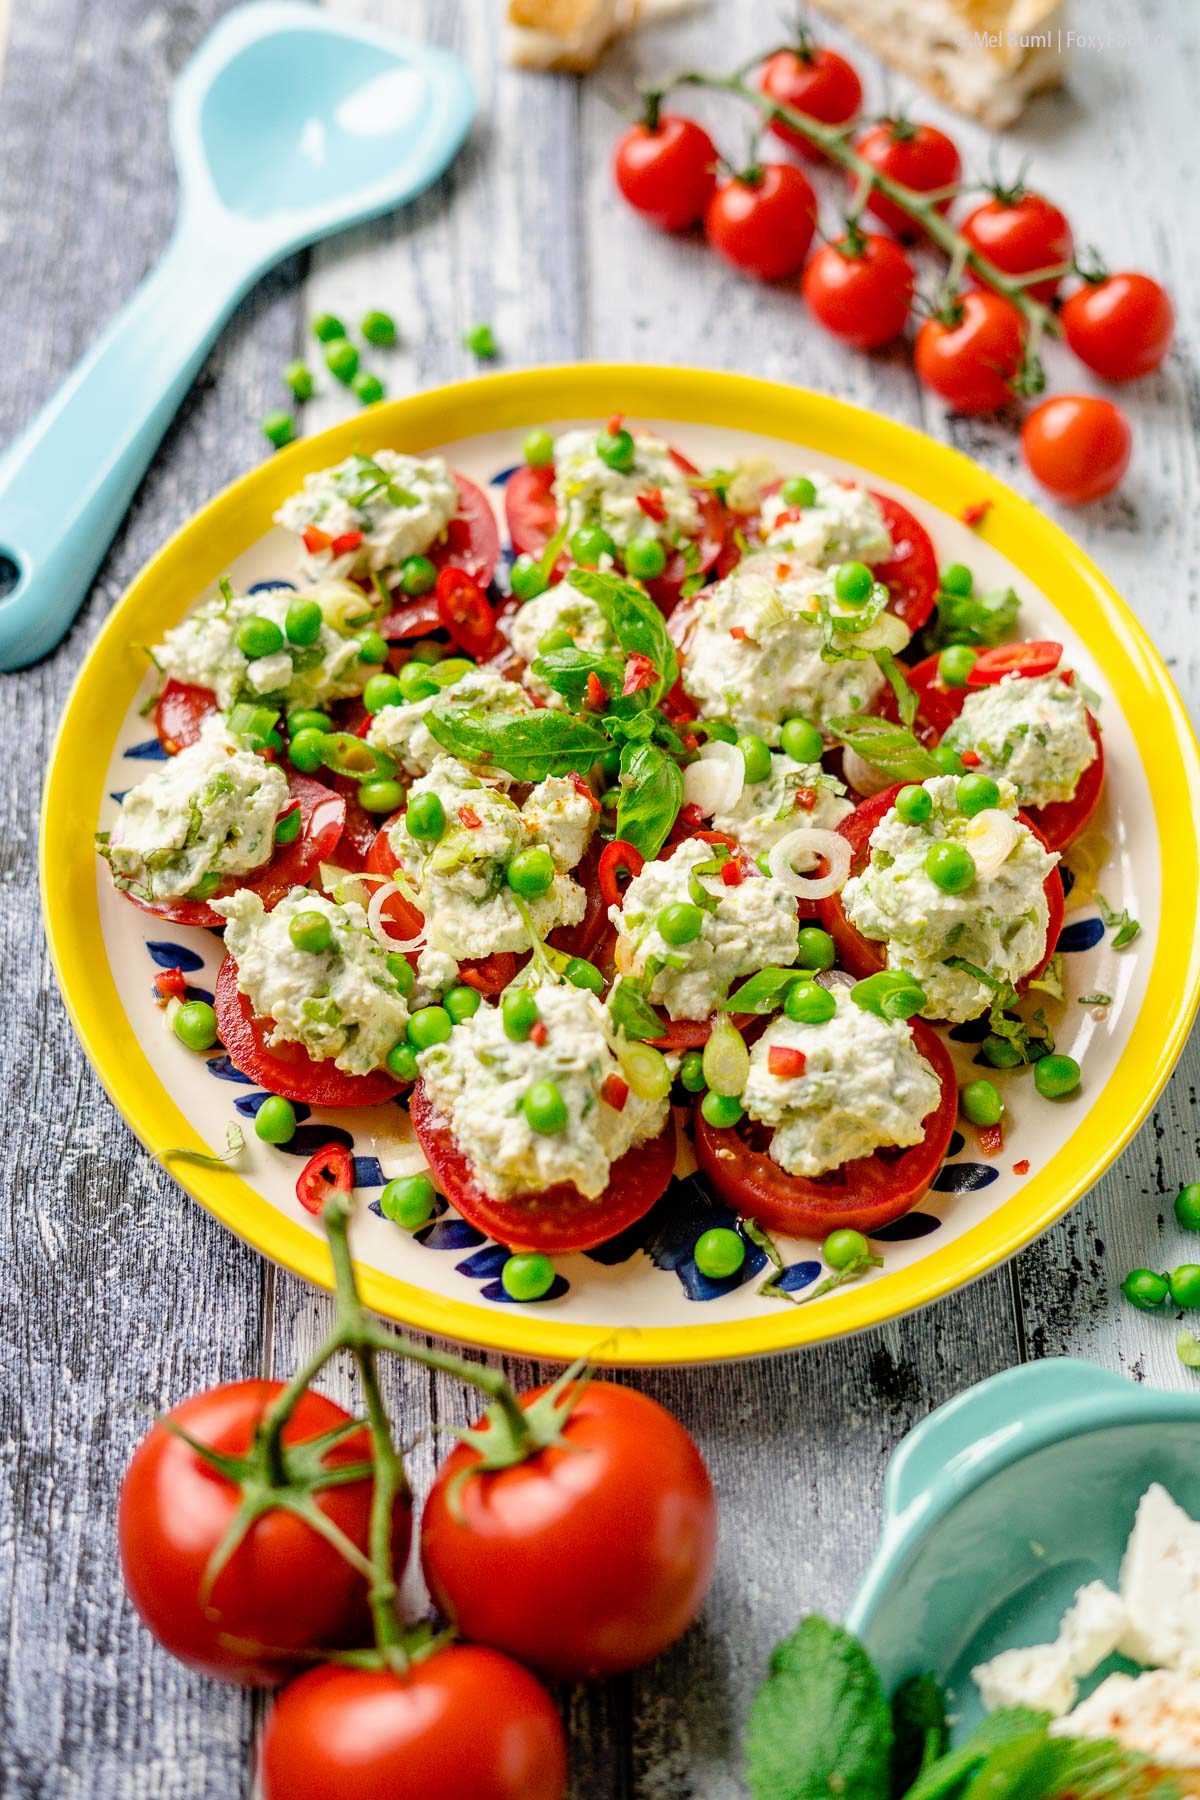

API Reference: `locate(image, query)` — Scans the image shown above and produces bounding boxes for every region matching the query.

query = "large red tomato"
[802,234,914,350]
[704,163,817,281]
[852,121,961,240]
[694,1018,958,1238]
[613,114,718,231]
[259,1650,568,1800]
[1060,273,1174,382]
[759,46,862,158]
[118,1381,411,1685]
[961,191,1073,302]
[914,291,1026,414]
[214,954,404,1107]
[421,1381,717,1680]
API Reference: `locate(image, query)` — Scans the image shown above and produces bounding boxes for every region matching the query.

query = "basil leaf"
[874,649,917,729]
[530,647,625,710]
[925,585,1020,651]
[746,1616,892,1800]
[426,707,611,781]
[568,567,678,697]
[828,715,942,782]
[615,741,683,860]
[890,1676,949,1798]
[722,967,810,1014]
[608,977,662,1044]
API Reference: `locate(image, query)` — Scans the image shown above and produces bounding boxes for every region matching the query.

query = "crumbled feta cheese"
[505,588,618,704]
[943,673,1099,810]
[740,991,942,1177]
[276,450,460,579]
[1059,1581,1128,1676]
[154,581,373,710]
[552,427,700,548]
[1049,1669,1200,1770]
[366,666,533,778]
[761,476,894,567]
[418,984,668,1199]
[216,887,410,1076]
[611,837,799,1021]
[710,752,853,861]
[1119,1484,1200,1676]
[973,1643,1078,1718]
[103,716,288,903]
[840,775,1059,1022]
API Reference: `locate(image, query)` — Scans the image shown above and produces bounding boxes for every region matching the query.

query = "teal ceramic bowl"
[846,1359,1200,1736]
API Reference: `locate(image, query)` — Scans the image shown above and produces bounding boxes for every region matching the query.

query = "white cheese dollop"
[552,427,700,549]
[154,581,373,711]
[942,672,1099,810]
[760,475,894,567]
[366,666,533,779]
[710,752,854,862]
[276,450,460,580]
[504,588,618,704]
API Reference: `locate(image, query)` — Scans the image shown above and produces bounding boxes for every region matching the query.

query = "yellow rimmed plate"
[41,366,1200,1365]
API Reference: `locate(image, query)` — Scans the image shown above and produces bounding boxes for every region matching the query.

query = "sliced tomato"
[431,473,500,586]
[329,777,383,870]
[214,957,402,1107]
[155,679,218,753]
[967,640,1063,685]
[647,1016,753,1049]
[505,464,561,565]
[868,494,940,632]
[646,487,727,615]
[378,595,442,641]
[364,825,426,938]
[125,776,347,928]
[410,1084,676,1253]
[816,784,1065,993]
[693,1018,957,1238]
[547,841,608,962]
[457,952,519,996]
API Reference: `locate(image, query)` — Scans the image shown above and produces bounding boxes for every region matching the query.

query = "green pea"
[352,371,386,407]
[255,1095,297,1145]
[739,734,772,785]
[925,841,976,894]
[381,1173,437,1230]
[279,362,312,404]
[386,1041,420,1082]
[287,707,332,735]
[463,323,498,359]
[596,427,635,472]
[780,476,817,508]
[285,597,323,646]
[625,537,668,581]
[1174,1183,1200,1232]
[523,428,555,467]
[386,953,415,995]
[289,728,326,775]
[236,615,284,660]
[701,1091,743,1128]
[795,926,836,972]
[780,717,823,764]
[173,1000,218,1053]
[360,309,397,347]
[507,846,556,899]
[325,339,359,383]
[957,772,1001,817]
[263,729,285,757]
[510,554,549,601]
[359,778,405,814]
[658,901,704,947]
[823,1228,870,1270]
[694,1227,746,1279]
[406,792,446,842]
[398,660,439,702]
[444,984,482,1024]
[411,639,444,665]
[1122,1268,1170,1310]
[313,311,346,342]
[262,410,295,449]
[570,525,616,565]
[960,1079,1004,1127]
[786,982,836,1024]
[408,1006,453,1051]
[895,783,933,826]
[289,910,333,954]
[565,958,605,995]
[930,744,966,776]
[939,645,978,688]
[523,1080,568,1134]
[941,562,974,597]
[834,561,874,606]
[1169,1264,1200,1309]
[1034,1053,1080,1099]
[980,1035,1023,1070]
[502,990,539,1042]
[679,1050,707,1093]
[274,806,302,845]
[502,1251,556,1300]
[357,631,388,664]
[400,555,437,596]
[363,672,405,714]
[430,656,475,688]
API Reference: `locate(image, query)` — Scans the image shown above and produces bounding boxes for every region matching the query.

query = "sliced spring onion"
[702,1017,749,1097]
[962,809,1023,881]
[768,829,851,900]
[841,746,894,799]
[616,1040,672,1102]
[365,881,426,953]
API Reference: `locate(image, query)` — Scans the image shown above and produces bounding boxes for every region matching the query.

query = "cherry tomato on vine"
[421,1380,717,1680]
[960,189,1073,302]
[704,162,817,281]
[613,114,718,232]
[259,1649,568,1800]
[1021,396,1132,504]
[801,233,914,349]
[759,45,862,159]
[118,1381,412,1684]
[1060,273,1175,382]
[914,290,1026,414]
[852,120,961,240]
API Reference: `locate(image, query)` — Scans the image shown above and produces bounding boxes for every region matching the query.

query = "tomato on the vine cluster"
[914,290,1026,414]
[802,233,914,349]
[1061,273,1175,381]
[705,162,817,281]
[759,44,862,156]
[1021,396,1132,504]
[613,113,718,232]
[852,120,961,239]
[960,188,1073,301]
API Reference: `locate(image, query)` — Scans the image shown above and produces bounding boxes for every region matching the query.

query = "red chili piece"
[569,772,601,812]
[636,488,667,524]
[585,672,608,709]
[768,1046,807,1080]
[961,499,993,527]
[330,529,363,557]
[599,840,645,909]
[458,806,482,829]
[622,653,659,695]
[302,525,332,554]
[1013,1158,1031,1175]
[794,787,817,812]
[720,861,743,887]
[602,1074,629,1112]
[153,967,188,1004]
[435,566,498,659]
[978,1122,1005,1157]
[296,1143,356,1216]
[529,1021,548,1047]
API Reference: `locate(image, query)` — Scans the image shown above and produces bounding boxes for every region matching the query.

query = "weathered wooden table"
[2,2,1197,1793]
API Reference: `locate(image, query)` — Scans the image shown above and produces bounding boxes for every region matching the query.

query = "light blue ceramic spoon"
[0,0,474,671]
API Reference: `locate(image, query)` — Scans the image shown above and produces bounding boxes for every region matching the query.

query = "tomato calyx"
[445,1357,590,1518]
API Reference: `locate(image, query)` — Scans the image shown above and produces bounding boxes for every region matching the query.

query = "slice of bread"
[506,0,692,73]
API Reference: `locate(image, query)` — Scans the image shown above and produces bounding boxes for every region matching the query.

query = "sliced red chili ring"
[435,565,499,659]
[598,840,645,909]
[966,640,1063,686]
[295,1143,356,1216]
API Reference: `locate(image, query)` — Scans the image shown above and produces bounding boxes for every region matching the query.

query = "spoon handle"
[0,227,256,670]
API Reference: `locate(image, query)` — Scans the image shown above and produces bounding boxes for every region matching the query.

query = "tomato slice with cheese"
[155,679,219,754]
[213,956,403,1107]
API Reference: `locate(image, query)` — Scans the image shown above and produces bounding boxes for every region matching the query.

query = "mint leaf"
[745,1616,892,1800]
[828,715,942,782]
[890,1676,948,1796]
[615,740,683,859]
[722,967,810,1014]
[1044,1733,1183,1800]
[925,585,1020,650]
[426,707,611,781]
[905,1709,1051,1800]
[568,567,677,697]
